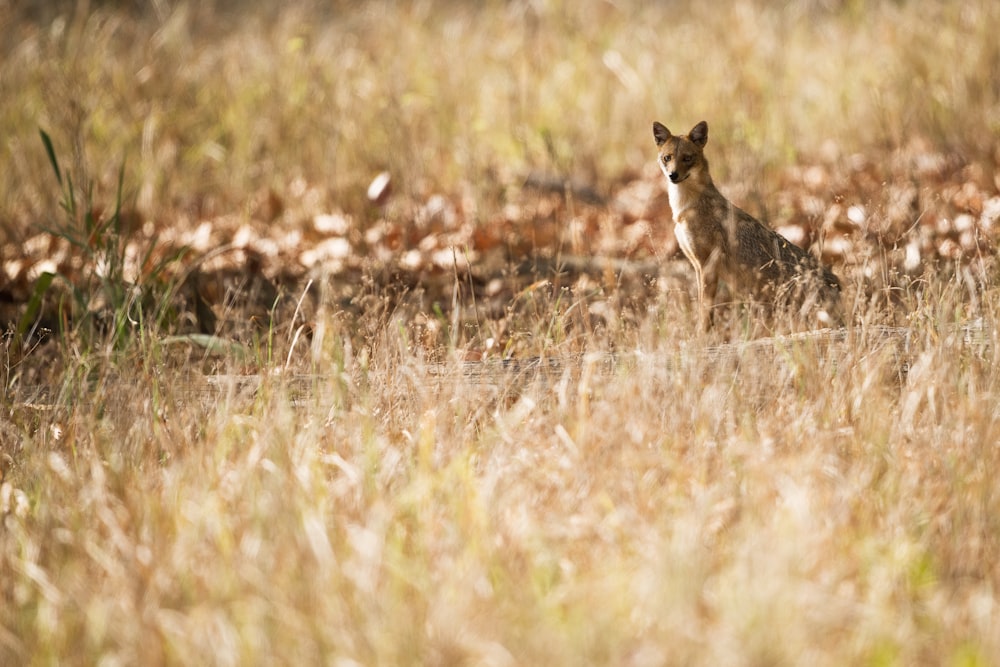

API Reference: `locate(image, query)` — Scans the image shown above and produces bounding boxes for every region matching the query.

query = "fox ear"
[653,122,671,147]
[689,121,708,147]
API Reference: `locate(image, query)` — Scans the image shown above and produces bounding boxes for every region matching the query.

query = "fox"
[653,120,842,330]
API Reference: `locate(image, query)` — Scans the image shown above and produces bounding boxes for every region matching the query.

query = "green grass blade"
[38,129,63,188]
[16,271,56,339]
[162,334,251,360]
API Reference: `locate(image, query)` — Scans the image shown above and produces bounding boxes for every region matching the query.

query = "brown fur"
[653,120,842,329]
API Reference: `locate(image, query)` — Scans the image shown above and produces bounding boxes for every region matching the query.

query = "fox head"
[653,120,708,185]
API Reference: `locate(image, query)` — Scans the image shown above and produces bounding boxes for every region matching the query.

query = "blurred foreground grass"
[3,1,1000,664]
[4,280,1000,665]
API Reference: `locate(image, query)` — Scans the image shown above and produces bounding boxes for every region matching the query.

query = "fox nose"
[668,171,680,183]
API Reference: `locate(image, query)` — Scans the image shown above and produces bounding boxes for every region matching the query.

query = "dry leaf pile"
[1,137,997,344]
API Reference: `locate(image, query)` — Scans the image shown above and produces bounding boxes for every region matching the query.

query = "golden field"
[2,1,1000,664]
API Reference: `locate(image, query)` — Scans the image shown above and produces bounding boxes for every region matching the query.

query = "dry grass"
[3,1,1000,665]
[5,281,1000,665]
[3,0,998,232]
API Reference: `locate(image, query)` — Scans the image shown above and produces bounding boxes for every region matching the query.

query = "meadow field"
[3,0,1000,664]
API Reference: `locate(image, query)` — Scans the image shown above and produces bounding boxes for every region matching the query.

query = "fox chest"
[674,220,699,265]
[673,215,723,264]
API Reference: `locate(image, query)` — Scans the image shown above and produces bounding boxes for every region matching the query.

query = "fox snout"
[667,171,683,184]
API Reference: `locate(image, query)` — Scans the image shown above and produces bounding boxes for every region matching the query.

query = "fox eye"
[682,154,693,164]
[662,155,672,164]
